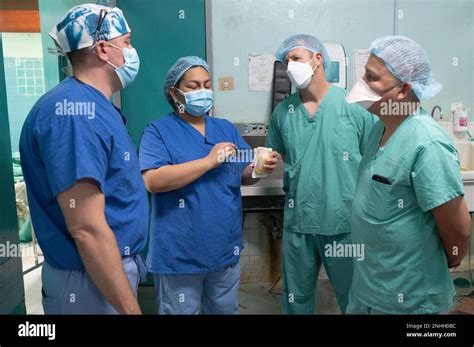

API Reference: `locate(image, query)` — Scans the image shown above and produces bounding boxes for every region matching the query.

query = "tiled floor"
[24,264,473,314]
[238,278,341,314]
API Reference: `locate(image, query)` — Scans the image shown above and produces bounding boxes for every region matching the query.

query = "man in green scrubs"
[266,34,376,314]
[346,36,472,314]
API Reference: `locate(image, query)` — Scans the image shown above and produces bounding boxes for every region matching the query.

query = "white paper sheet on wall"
[248,54,276,92]
[353,49,370,84]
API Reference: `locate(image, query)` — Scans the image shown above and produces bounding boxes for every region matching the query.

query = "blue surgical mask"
[105,42,140,88]
[174,88,213,117]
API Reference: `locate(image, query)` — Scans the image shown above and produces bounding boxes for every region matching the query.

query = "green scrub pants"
[282,231,353,314]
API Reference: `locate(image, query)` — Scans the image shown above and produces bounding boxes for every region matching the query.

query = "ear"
[397,82,412,101]
[170,87,185,103]
[169,87,178,102]
[170,88,185,113]
[93,41,110,63]
[313,52,324,68]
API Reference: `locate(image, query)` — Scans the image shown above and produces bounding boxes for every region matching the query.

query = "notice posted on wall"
[248,54,276,92]
[353,49,370,84]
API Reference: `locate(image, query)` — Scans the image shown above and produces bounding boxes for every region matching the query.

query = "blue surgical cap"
[275,34,330,71]
[163,56,210,107]
[49,3,130,54]
[369,36,442,100]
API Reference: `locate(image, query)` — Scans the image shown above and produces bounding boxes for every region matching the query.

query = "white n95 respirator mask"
[345,78,382,109]
[286,56,319,89]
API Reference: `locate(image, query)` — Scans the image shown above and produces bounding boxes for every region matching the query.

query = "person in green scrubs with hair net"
[345,35,472,314]
[266,34,376,314]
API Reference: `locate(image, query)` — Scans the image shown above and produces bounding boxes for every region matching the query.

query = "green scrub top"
[266,85,376,235]
[351,108,464,314]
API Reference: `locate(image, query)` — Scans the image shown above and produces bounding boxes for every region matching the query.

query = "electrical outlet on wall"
[219,77,234,91]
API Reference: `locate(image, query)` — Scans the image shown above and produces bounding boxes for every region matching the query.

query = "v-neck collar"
[175,114,215,144]
[298,84,333,122]
[377,114,414,150]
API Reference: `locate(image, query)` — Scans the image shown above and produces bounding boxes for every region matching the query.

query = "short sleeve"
[139,123,172,172]
[36,114,109,197]
[411,140,465,212]
[265,107,286,155]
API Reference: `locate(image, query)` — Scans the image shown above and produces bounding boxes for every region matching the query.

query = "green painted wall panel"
[117,0,206,145]
[0,34,25,315]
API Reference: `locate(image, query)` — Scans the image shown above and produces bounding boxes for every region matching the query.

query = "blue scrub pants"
[153,262,240,315]
[41,254,147,314]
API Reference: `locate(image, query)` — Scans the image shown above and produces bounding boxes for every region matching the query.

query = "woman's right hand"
[206,142,237,169]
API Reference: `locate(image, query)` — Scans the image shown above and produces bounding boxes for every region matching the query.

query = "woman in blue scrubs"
[139,56,277,314]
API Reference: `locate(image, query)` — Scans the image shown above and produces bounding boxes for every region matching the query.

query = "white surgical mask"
[286,56,319,89]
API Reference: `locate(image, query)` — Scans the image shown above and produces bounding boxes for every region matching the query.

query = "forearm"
[432,196,471,267]
[143,157,213,193]
[438,224,471,267]
[72,226,141,314]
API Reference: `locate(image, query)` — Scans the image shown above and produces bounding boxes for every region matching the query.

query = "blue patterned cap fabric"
[49,3,130,53]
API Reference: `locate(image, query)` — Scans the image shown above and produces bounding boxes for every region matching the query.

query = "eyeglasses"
[93,9,108,45]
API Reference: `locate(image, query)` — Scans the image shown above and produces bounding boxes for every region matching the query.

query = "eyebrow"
[186,79,211,84]
[288,53,303,59]
[365,65,379,77]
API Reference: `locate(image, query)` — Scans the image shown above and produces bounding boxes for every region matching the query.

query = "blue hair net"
[275,34,330,71]
[163,56,210,108]
[369,36,442,100]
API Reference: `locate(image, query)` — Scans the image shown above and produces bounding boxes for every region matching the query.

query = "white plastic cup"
[252,147,272,178]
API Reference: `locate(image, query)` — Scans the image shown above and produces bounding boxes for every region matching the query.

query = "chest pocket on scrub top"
[362,176,394,221]
[363,153,414,221]
[331,114,361,163]
[330,114,361,199]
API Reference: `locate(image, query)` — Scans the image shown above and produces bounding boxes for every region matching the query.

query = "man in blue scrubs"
[139,56,278,314]
[20,4,148,314]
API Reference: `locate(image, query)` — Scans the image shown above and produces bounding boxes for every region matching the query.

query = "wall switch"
[219,77,234,91]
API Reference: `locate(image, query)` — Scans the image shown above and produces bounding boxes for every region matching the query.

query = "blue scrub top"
[20,77,149,270]
[139,114,252,274]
